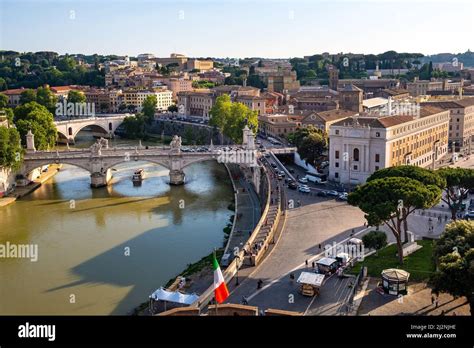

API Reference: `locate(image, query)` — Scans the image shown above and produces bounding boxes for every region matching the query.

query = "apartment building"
[406,78,443,96]
[1,88,28,107]
[166,78,193,100]
[155,53,188,70]
[261,70,300,93]
[258,112,307,138]
[177,90,215,118]
[301,109,358,133]
[123,89,173,112]
[422,98,474,151]
[328,106,450,185]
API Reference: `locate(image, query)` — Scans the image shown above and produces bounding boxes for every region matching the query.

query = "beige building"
[177,90,215,118]
[301,109,357,133]
[123,89,173,112]
[187,59,214,71]
[328,106,450,185]
[264,70,300,93]
[422,98,474,152]
[258,112,307,138]
[407,78,443,96]
[166,78,193,100]
[155,53,188,70]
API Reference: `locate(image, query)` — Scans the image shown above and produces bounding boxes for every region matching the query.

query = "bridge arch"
[22,159,93,176]
[102,158,172,172]
[72,123,110,139]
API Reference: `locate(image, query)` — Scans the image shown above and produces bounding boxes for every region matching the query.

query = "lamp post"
[235,255,241,286]
[432,139,440,170]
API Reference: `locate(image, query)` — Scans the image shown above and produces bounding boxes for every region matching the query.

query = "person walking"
[305,259,308,268]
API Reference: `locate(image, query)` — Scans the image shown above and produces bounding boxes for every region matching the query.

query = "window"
[335,150,340,159]
[375,132,380,137]
[335,162,339,168]
[375,166,380,171]
[335,130,340,135]
[375,154,380,163]
[353,165,358,170]
[335,172,339,178]
[353,148,360,161]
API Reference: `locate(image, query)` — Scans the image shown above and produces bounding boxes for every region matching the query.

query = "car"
[464,211,474,220]
[279,171,285,177]
[270,163,277,168]
[264,153,271,158]
[298,185,311,193]
[317,190,328,197]
[288,181,298,190]
[337,193,348,201]
[327,190,339,197]
[288,168,295,174]
[277,174,283,180]
[298,177,308,183]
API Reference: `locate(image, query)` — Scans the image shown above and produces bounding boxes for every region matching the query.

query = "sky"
[0,0,473,58]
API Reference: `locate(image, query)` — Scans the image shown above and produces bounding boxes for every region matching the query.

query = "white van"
[305,174,323,184]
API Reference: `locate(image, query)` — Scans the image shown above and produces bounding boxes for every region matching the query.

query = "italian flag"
[212,253,229,303]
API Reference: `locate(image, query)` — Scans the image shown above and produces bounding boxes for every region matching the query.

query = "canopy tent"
[149,287,199,305]
[297,272,325,287]
[316,257,338,267]
[381,268,410,282]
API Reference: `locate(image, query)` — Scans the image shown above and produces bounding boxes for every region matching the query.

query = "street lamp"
[432,139,440,170]
[235,255,241,286]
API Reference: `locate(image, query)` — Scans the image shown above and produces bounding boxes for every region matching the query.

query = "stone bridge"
[22,126,295,187]
[54,114,130,144]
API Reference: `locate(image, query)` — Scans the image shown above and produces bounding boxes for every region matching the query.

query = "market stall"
[297,272,325,297]
[381,268,410,295]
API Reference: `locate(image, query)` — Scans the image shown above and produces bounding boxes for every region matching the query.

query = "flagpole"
[214,248,218,316]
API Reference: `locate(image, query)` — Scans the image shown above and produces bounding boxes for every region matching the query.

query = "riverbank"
[0,164,62,207]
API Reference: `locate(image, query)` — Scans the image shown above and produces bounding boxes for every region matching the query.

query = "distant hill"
[422,50,474,68]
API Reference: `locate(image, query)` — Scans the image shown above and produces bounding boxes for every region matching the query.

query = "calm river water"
[0,133,233,314]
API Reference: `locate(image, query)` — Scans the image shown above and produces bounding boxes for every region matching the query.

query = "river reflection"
[0,144,233,314]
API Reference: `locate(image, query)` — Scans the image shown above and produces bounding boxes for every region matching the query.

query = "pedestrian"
[445,215,448,222]
[431,295,435,305]
[434,298,439,308]
[289,273,295,283]
[305,259,308,267]
[318,244,321,250]
[350,229,355,236]
[257,279,263,289]
[312,261,315,269]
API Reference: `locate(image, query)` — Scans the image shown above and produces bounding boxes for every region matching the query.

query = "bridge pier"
[169,169,185,185]
[90,169,112,188]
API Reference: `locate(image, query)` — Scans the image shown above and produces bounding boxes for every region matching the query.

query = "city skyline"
[1,0,473,58]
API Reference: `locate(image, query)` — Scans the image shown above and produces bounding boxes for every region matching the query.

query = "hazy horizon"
[1,0,473,58]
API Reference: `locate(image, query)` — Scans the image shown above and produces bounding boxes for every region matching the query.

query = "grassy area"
[350,239,436,282]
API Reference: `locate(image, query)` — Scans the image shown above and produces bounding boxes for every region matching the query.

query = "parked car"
[264,153,271,158]
[327,190,339,197]
[288,168,295,174]
[298,185,311,193]
[277,174,284,180]
[337,193,348,201]
[317,190,328,197]
[298,177,308,183]
[279,171,285,177]
[464,211,474,220]
[270,163,277,168]
[288,181,298,190]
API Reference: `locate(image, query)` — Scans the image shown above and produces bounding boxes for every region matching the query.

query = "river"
[0,132,234,315]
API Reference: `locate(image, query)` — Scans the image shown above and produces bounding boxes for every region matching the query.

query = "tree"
[362,230,387,253]
[13,102,57,150]
[36,86,57,113]
[168,104,178,112]
[437,168,474,220]
[67,90,86,104]
[0,126,23,170]
[142,95,157,124]
[121,114,145,139]
[348,177,442,264]
[19,89,37,105]
[0,93,8,108]
[368,165,445,242]
[209,95,258,144]
[287,126,327,167]
[430,220,474,314]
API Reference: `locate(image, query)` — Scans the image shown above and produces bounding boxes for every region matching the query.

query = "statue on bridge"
[169,135,182,154]
[90,137,109,156]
